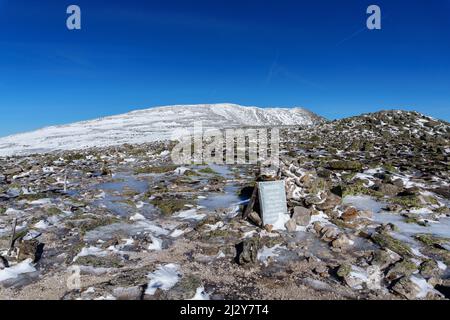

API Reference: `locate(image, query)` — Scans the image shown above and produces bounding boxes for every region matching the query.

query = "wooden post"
[7,218,17,256]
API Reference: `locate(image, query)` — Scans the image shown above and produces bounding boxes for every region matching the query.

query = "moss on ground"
[198,167,218,175]
[134,165,178,175]
[150,197,194,215]
[371,232,413,257]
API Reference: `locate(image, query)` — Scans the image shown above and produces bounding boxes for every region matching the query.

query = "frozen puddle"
[343,195,385,213]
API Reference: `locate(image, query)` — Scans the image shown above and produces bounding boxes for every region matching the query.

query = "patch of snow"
[30,198,52,205]
[176,209,206,221]
[343,195,385,213]
[145,264,181,295]
[130,213,146,221]
[33,220,50,230]
[410,275,441,299]
[0,259,36,282]
[147,236,163,251]
[257,244,284,266]
[169,229,185,238]
[190,287,210,300]
[0,104,321,156]
[74,246,108,261]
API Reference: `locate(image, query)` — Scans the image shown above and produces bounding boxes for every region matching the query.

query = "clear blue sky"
[1,0,449,137]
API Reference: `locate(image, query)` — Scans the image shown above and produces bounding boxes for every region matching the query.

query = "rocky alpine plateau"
[0,104,449,300]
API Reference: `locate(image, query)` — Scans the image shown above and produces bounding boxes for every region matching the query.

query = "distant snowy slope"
[0,103,323,156]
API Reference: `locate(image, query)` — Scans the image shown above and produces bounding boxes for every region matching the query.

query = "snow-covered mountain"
[0,103,323,156]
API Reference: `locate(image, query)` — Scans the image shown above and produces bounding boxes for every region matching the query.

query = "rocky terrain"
[0,109,449,300]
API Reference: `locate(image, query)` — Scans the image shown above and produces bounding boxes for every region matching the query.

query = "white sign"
[258,180,287,226]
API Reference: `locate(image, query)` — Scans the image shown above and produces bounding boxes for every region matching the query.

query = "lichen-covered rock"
[386,260,418,281]
[371,233,413,258]
[419,260,441,279]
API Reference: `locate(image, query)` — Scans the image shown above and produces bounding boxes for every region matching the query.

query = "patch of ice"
[0,259,36,282]
[347,265,382,291]
[309,211,330,225]
[437,261,447,271]
[190,287,210,300]
[169,229,185,238]
[147,236,163,251]
[74,246,108,261]
[272,213,291,231]
[130,213,146,221]
[354,173,375,187]
[343,195,385,213]
[145,264,181,295]
[30,198,52,205]
[409,208,433,214]
[33,220,50,229]
[5,208,25,216]
[243,230,257,238]
[174,167,190,175]
[206,222,224,231]
[138,221,170,236]
[257,244,284,266]
[176,209,206,221]
[410,275,441,299]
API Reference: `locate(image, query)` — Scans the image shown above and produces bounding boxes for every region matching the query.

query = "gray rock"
[391,277,421,300]
[18,239,41,263]
[285,219,297,233]
[316,192,341,210]
[236,238,259,265]
[292,206,311,226]
[4,167,22,176]
[0,256,8,269]
[113,286,144,300]
[166,275,202,300]
[376,183,401,196]
[386,260,418,281]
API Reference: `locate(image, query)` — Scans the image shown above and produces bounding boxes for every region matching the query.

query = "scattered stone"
[371,249,402,270]
[386,260,418,281]
[292,206,311,226]
[284,219,297,233]
[236,238,259,265]
[331,234,353,249]
[113,286,144,300]
[248,211,263,227]
[0,256,8,270]
[17,239,42,262]
[341,207,359,222]
[419,260,441,279]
